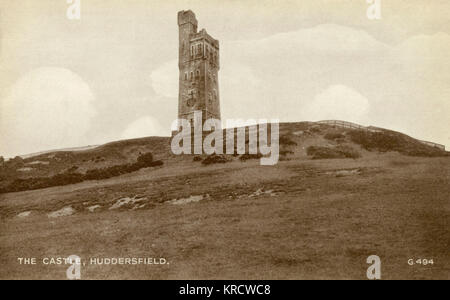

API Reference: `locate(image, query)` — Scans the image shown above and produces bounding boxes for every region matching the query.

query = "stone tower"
[177,10,221,126]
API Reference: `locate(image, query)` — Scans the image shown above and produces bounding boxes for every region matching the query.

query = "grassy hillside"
[0,151,449,279]
[0,122,449,279]
[0,122,447,194]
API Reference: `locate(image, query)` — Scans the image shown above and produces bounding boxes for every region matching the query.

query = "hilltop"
[0,121,448,279]
[0,121,447,193]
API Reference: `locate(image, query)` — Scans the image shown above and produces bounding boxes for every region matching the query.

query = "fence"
[419,140,446,151]
[317,120,368,131]
[317,120,446,151]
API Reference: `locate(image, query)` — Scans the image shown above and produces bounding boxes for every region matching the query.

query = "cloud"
[150,60,178,98]
[304,85,370,124]
[225,23,388,65]
[255,24,388,54]
[121,116,167,139]
[0,67,96,158]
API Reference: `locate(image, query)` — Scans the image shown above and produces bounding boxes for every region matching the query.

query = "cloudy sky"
[0,0,449,157]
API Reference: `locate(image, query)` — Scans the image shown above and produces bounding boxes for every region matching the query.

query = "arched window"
[190,45,194,56]
[196,70,200,77]
[190,71,194,80]
[213,89,217,100]
[184,72,188,80]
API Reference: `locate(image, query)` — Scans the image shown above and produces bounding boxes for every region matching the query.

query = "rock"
[87,205,101,212]
[167,195,204,205]
[17,211,32,218]
[109,196,146,210]
[48,206,75,218]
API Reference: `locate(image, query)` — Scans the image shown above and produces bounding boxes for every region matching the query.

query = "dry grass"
[0,152,449,279]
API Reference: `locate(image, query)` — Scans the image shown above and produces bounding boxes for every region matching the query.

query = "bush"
[137,152,154,165]
[348,130,446,157]
[202,154,230,165]
[239,153,262,161]
[280,150,294,156]
[348,130,400,152]
[307,145,361,159]
[0,153,164,193]
[149,160,164,167]
[336,145,361,159]
[324,132,345,140]
[66,166,79,173]
[193,156,203,162]
[279,136,297,146]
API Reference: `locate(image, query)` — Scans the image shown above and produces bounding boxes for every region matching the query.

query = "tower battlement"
[177,10,198,27]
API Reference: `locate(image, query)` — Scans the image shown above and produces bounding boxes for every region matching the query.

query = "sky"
[0,0,449,157]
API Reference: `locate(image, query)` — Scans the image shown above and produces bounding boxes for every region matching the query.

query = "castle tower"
[177,10,221,126]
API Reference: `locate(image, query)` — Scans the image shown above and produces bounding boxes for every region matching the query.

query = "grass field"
[0,150,449,279]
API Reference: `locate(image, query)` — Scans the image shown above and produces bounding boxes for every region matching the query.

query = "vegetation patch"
[306,145,361,159]
[239,153,263,161]
[324,132,345,140]
[201,154,231,165]
[0,153,163,193]
[279,136,298,146]
[348,130,447,157]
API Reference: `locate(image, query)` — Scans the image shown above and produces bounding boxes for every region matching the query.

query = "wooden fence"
[317,120,445,151]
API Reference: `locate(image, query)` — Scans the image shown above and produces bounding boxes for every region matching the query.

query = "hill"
[0,121,447,193]
[0,121,448,279]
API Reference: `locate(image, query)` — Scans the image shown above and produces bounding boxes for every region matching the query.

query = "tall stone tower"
[177,10,221,126]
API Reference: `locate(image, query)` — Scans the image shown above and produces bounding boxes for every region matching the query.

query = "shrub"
[0,153,164,193]
[66,166,79,173]
[279,136,297,146]
[309,125,321,133]
[336,145,361,159]
[348,130,400,152]
[239,153,262,161]
[193,156,203,162]
[324,132,345,140]
[348,130,446,157]
[137,152,154,165]
[202,154,230,165]
[307,145,361,159]
[280,150,294,156]
[149,160,164,167]
[6,156,24,168]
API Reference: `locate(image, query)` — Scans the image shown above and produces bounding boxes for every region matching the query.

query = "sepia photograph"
[0,0,449,283]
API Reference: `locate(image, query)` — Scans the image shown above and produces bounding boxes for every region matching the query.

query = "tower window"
[196,70,200,77]
[190,71,194,80]
[191,45,194,56]
[184,72,188,80]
